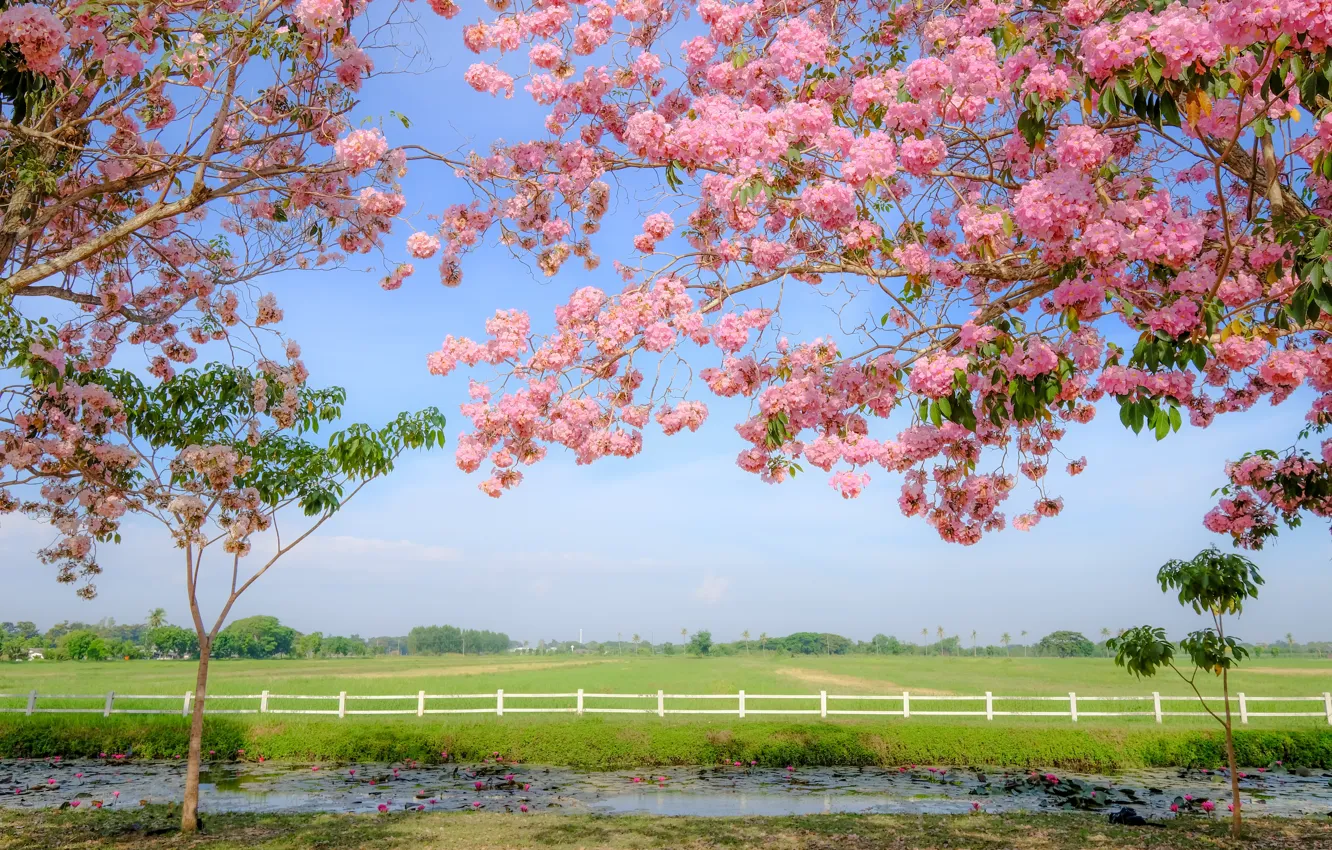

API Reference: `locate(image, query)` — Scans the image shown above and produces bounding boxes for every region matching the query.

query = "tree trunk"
[181,637,211,833]
[1222,668,1242,838]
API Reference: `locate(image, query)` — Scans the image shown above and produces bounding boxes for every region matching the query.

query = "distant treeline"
[406,625,511,655]
[0,615,406,662]
[556,630,1332,659]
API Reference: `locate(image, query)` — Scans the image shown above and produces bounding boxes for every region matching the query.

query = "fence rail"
[0,689,1329,724]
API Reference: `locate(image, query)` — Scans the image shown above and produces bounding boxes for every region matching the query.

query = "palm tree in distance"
[147,608,167,629]
[759,632,768,656]
[1020,630,1028,657]
[1286,632,1295,653]
[921,627,929,655]
[742,629,751,654]
[632,633,640,655]
[617,632,622,655]
[971,629,978,656]
[1001,632,1012,656]
[1100,627,1111,657]
[936,625,945,656]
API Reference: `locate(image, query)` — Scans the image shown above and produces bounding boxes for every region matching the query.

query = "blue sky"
[3,10,1330,646]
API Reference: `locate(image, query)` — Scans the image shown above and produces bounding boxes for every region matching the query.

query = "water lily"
[70,800,80,808]
[505,774,514,782]
[520,804,528,812]
[1170,803,1179,812]
[1201,800,1215,813]
[475,781,484,790]
[112,791,119,798]
[1184,795,1193,801]
[377,804,388,813]
[75,773,82,778]
[971,801,980,812]
[523,783,531,791]
[472,801,482,809]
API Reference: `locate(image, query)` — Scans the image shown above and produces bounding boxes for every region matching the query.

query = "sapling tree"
[1108,546,1263,838]
[64,362,445,832]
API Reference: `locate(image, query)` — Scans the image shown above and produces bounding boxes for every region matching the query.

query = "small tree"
[77,364,444,831]
[742,629,750,654]
[147,608,167,629]
[759,632,767,656]
[970,629,978,656]
[687,630,712,656]
[1100,627,1112,657]
[1000,632,1012,656]
[1107,547,1263,839]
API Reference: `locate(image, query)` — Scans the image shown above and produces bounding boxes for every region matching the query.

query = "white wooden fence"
[2,689,1330,724]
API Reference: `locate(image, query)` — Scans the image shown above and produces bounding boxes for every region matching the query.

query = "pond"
[2,758,1329,818]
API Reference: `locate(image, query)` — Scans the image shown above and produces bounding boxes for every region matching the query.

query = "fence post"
[1153,692,1162,723]
[1069,692,1078,723]
[1324,692,1331,726]
[25,690,37,716]
[182,691,192,718]
[418,690,425,718]
[338,691,346,719]
[985,691,993,721]
[260,690,269,713]
[496,689,503,717]
[577,688,584,716]
[103,691,115,718]
[657,690,664,718]
[902,691,909,719]
[1238,693,1247,724]
[738,690,745,719]
[820,690,827,719]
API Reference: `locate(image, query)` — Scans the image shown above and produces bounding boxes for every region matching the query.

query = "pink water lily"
[523,783,531,791]
[1201,800,1215,813]
[1170,803,1179,813]
[475,781,484,790]
[520,804,528,812]
[472,801,482,808]
[75,773,82,778]
[377,803,388,813]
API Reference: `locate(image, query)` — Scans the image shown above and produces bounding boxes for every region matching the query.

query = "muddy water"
[2,759,1330,818]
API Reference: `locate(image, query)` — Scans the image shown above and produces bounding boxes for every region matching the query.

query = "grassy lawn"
[3,809,1330,850]
[3,655,1329,725]
[4,655,1328,769]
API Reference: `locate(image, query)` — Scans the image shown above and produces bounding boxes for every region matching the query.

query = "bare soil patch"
[776,668,954,695]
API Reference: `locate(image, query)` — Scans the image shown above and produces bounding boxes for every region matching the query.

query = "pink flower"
[0,5,67,77]
[475,781,484,789]
[70,800,79,807]
[472,801,482,808]
[334,129,388,174]
[520,804,529,812]
[1201,800,1215,812]
[377,803,388,813]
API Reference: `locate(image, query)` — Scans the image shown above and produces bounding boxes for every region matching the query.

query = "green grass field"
[4,653,1330,702]
[4,809,1330,850]
[3,655,1329,769]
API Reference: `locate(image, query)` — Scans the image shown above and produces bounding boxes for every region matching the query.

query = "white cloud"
[694,574,731,605]
[288,535,462,568]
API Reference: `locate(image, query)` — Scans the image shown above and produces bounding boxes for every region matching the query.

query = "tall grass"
[3,716,1329,771]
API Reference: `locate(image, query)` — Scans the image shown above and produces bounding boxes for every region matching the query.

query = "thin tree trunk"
[181,637,211,832]
[1222,667,1242,837]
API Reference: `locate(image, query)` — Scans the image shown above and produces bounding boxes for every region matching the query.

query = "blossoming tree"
[407,0,1332,547]
[0,0,423,585]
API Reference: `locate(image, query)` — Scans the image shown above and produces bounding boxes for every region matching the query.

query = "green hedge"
[2,716,1329,770]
